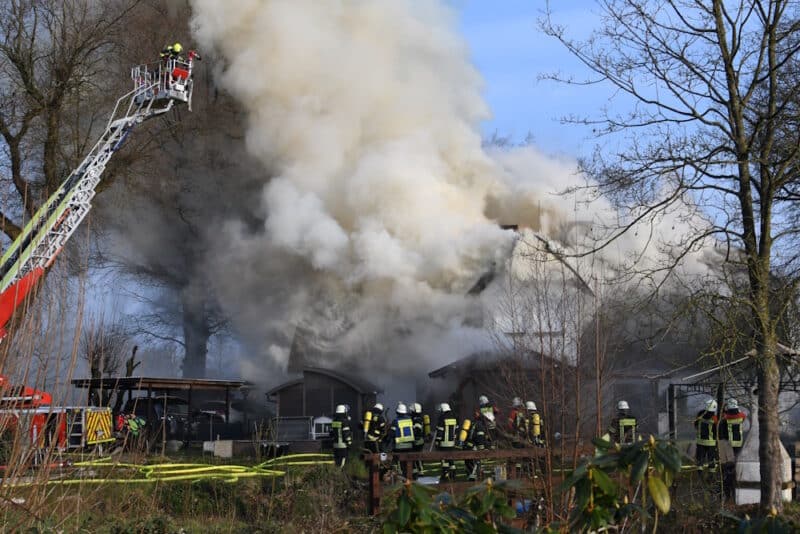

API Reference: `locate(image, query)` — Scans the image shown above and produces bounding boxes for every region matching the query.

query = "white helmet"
[396,402,408,415]
[478,395,489,405]
[512,397,523,408]
[617,400,629,411]
[374,403,384,412]
[705,399,718,412]
[726,398,738,410]
[335,404,346,414]
[525,401,537,411]
[412,402,422,414]
[440,402,451,412]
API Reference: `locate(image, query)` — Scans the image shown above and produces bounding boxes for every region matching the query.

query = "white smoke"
[189,0,719,370]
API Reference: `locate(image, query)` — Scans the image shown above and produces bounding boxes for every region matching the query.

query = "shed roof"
[72,376,250,391]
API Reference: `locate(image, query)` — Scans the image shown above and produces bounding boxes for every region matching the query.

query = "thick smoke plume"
[188,0,718,374]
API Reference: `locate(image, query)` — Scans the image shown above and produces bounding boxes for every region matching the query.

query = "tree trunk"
[181,284,210,378]
[757,335,783,511]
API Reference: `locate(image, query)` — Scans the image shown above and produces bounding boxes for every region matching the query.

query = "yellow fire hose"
[8,453,334,486]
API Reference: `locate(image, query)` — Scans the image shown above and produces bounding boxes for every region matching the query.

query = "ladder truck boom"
[0,55,199,340]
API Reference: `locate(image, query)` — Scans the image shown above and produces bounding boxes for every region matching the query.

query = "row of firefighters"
[329,395,544,482]
[329,395,749,484]
[608,397,748,458]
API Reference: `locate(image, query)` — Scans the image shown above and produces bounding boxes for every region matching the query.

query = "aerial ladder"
[0,54,199,456]
[0,52,200,342]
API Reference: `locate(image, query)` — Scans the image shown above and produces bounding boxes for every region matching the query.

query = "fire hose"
[5,453,335,486]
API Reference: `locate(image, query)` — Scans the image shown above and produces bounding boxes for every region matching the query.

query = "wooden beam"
[363,448,546,462]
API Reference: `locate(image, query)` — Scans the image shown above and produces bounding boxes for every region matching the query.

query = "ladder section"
[67,408,85,449]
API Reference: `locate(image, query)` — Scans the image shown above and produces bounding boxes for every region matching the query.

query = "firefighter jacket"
[719,409,746,448]
[479,403,499,430]
[411,413,425,447]
[391,415,415,451]
[465,417,488,450]
[363,408,387,443]
[608,412,637,445]
[330,414,352,450]
[507,408,525,441]
[528,410,543,444]
[435,410,458,449]
[694,410,718,447]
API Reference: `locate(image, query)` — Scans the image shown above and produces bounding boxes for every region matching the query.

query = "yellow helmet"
[172,43,183,53]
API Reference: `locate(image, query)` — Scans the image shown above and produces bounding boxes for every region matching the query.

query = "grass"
[0,458,377,533]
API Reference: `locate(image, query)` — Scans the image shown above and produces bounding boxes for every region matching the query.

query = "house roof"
[303,366,381,394]
[265,367,382,397]
[428,350,563,379]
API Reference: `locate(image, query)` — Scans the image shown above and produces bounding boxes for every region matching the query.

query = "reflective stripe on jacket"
[725,416,745,448]
[618,417,636,444]
[394,417,415,450]
[437,415,458,448]
[696,414,717,447]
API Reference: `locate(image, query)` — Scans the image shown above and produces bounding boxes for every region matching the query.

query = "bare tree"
[80,318,131,405]
[0,0,139,244]
[542,0,800,510]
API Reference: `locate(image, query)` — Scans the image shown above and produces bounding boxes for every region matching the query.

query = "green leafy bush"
[382,479,523,533]
[558,435,683,532]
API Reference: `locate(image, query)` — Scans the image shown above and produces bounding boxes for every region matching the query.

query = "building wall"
[275,371,375,421]
[278,383,303,417]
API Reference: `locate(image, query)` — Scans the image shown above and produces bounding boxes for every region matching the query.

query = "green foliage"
[560,435,683,532]
[345,452,369,479]
[382,479,524,533]
[719,510,800,534]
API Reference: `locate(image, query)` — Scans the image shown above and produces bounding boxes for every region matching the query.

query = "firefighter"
[463,411,490,481]
[478,395,499,447]
[390,402,415,477]
[608,400,637,445]
[160,42,183,61]
[719,398,746,456]
[362,402,387,453]
[719,397,747,498]
[410,402,428,477]
[435,403,458,483]
[508,397,526,448]
[694,398,718,468]
[526,401,544,447]
[330,404,352,468]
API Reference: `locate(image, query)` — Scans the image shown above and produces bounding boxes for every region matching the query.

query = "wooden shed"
[266,366,380,420]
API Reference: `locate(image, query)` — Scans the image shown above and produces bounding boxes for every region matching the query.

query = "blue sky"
[457,0,603,158]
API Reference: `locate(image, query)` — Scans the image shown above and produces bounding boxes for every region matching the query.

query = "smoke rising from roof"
[188,0,720,374]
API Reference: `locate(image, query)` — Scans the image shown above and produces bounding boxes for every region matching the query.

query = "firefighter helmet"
[705,399,718,412]
[512,397,523,408]
[525,401,537,411]
[411,402,422,414]
[335,404,346,414]
[478,395,489,405]
[440,402,451,412]
[726,398,738,410]
[617,400,629,411]
[172,42,183,53]
[374,402,384,412]
[396,402,408,415]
